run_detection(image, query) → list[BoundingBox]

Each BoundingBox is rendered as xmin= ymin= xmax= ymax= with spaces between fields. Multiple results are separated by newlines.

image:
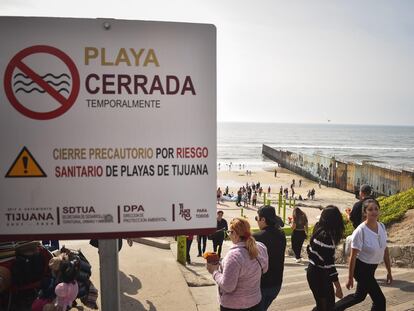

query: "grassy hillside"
xmin=344 ymin=187 xmax=414 ymax=237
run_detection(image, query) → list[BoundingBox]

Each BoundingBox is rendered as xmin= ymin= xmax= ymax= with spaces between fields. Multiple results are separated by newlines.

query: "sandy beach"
xmin=216 ymin=166 xmax=356 ymax=227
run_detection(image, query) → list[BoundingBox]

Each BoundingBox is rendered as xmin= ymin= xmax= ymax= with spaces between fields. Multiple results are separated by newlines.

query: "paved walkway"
xmin=172 ymin=238 xmax=414 ymax=311
xmin=61 ymin=239 xmax=197 ymax=311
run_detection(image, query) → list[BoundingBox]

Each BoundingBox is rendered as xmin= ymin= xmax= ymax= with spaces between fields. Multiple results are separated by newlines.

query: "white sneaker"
xmin=295 ymin=258 xmax=302 ymax=263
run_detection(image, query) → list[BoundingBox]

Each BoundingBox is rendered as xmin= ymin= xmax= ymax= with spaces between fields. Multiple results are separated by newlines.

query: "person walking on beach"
xmin=299 ymin=179 xmax=302 ymax=187
xmin=267 ymin=186 xmax=271 ymax=195
xmin=243 ymin=193 xmax=249 ymax=208
xmin=207 ymin=218 xmax=268 ymax=311
xmin=254 ymin=206 xmax=286 ymax=310
xmin=349 ymin=184 xmax=373 ymax=229
xmin=252 ymin=191 xmax=257 ymax=207
xmin=306 ymin=206 xmax=345 ymax=311
xmin=274 ymin=169 xmax=277 ymax=178
xmin=335 ymin=199 xmax=392 ymax=311
xmin=291 ymin=207 xmax=308 ymax=263
xmin=236 ymin=188 xmax=242 ymax=207
xmin=311 ymin=188 xmax=316 ymax=200
xmin=248 ymin=186 xmax=252 ymax=204
xmin=217 ymin=187 xmax=223 ymax=204
xmin=212 ymin=211 xmax=228 ymax=258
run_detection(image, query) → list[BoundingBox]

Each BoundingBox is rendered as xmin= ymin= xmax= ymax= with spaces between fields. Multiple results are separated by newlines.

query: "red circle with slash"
xmin=4 ymin=45 xmax=80 ymax=120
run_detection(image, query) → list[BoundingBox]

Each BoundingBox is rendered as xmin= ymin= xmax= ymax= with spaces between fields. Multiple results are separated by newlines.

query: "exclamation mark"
xmin=22 ymin=156 xmax=28 ymax=174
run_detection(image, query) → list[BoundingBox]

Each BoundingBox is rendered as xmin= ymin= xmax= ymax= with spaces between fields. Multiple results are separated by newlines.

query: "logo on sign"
xmin=3 ymin=45 xmax=80 ymax=120
xmin=172 ymin=203 xmax=191 ymax=221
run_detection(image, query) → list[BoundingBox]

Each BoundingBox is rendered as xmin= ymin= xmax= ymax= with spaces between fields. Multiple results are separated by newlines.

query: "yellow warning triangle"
xmin=5 ymin=146 xmax=47 ymax=178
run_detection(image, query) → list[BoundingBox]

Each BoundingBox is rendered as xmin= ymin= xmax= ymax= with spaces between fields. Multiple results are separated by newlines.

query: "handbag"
xmin=344 ymin=235 xmax=353 ymax=258
xmin=344 ymin=226 xmax=365 ymax=258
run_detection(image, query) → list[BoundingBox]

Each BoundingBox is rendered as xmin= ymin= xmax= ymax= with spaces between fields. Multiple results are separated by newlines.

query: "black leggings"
xmin=291 ymin=230 xmax=306 ymax=259
xmin=307 ymin=264 xmax=335 ymax=311
xmin=334 ymin=259 xmax=385 ymax=311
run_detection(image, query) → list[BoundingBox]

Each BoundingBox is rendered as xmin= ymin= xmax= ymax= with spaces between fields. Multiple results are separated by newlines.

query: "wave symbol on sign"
xmin=13 ymin=73 xmax=71 ymax=94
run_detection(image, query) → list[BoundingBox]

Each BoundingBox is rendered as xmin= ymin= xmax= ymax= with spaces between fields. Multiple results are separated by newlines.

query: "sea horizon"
xmin=217 ymin=122 xmax=414 ymax=172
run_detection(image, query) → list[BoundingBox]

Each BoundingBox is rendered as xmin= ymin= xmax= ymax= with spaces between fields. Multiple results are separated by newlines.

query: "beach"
xmin=217 ymin=166 xmax=356 ymax=226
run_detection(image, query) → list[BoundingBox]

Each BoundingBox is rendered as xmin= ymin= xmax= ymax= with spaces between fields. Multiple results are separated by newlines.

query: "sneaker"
xmin=295 ymin=258 xmax=302 ymax=263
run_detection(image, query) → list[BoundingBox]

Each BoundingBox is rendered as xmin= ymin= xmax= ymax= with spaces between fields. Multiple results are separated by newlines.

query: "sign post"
xmin=0 ymin=16 xmax=216 ymax=240
xmin=0 ymin=17 xmax=216 ymax=310
xmin=99 ymin=239 xmax=121 ymax=310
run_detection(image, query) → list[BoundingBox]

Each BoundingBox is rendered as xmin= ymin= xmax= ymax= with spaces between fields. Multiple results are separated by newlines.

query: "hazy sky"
xmin=2 ymin=0 xmax=414 ymax=125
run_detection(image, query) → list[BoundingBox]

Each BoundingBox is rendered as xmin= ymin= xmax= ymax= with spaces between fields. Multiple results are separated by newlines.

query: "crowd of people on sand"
xmin=195 ymin=183 xmax=392 ymax=311
xmin=218 ymin=162 xmax=249 ymax=172
xmin=216 ymin=177 xmax=318 ymax=211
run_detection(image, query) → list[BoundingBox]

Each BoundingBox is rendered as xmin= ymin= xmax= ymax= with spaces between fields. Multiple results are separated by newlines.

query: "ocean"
xmin=217 ymin=122 xmax=414 ymax=171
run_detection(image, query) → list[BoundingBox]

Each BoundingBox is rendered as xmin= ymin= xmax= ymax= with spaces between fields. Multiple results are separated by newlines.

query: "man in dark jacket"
xmin=349 ymin=184 xmax=373 ymax=228
xmin=253 ymin=205 xmax=286 ymax=310
xmin=212 ymin=210 xmax=228 ymax=257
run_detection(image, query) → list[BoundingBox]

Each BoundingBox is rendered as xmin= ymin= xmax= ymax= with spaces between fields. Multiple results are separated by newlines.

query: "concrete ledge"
xmin=132 ymin=237 xmax=171 ymax=249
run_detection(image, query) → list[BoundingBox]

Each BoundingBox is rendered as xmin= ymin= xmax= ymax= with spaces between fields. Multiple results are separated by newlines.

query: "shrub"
xmin=378 ymin=188 xmax=414 ymax=225
xmin=343 ymin=187 xmax=414 ymax=237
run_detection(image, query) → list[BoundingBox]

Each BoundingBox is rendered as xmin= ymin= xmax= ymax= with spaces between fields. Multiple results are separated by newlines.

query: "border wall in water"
xmin=262 ymin=144 xmax=414 ymax=196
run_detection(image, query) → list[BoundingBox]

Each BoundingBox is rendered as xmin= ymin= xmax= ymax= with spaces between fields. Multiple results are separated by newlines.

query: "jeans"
xmin=213 ymin=239 xmax=224 ymax=257
xmin=260 ymin=286 xmax=281 ymax=310
xmin=42 ymin=240 xmax=60 ymax=251
xmin=334 ymin=259 xmax=385 ymax=311
xmin=197 ymin=235 xmax=207 ymax=255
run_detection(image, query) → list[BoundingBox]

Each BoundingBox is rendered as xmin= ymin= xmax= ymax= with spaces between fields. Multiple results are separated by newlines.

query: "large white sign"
xmin=0 ymin=17 xmax=216 ymax=240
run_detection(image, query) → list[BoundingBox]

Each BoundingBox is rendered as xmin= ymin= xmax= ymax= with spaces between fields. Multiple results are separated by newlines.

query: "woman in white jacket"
xmin=335 ymin=199 xmax=392 ymax=311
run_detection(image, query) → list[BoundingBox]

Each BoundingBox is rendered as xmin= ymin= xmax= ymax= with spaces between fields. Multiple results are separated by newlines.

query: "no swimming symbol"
xmin=3 ymin=45 xmax=80 ymax=120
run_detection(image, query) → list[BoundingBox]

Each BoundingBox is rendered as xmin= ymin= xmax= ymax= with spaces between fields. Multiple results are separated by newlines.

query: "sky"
xmin=1 ymin=0 xmax=414 ymax=126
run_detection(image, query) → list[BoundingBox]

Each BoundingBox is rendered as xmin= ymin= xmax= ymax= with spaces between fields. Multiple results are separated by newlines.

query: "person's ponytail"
xmin=245 ymin=235 xmax=259 ymax=259
xmin=230 ymin=217 xmax=259 ymax=259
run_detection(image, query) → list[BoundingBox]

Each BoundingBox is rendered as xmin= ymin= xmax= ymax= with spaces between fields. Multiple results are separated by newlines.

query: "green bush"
xmin=378 ymin=188 xmax=414 ymax=225
xmin=343 ymin=187 xmax=414 ymax=237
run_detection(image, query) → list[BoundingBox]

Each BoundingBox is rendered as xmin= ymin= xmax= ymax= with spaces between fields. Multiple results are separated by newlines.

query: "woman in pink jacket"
xmin=207 ymin=217 xmax=268 ymax=311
